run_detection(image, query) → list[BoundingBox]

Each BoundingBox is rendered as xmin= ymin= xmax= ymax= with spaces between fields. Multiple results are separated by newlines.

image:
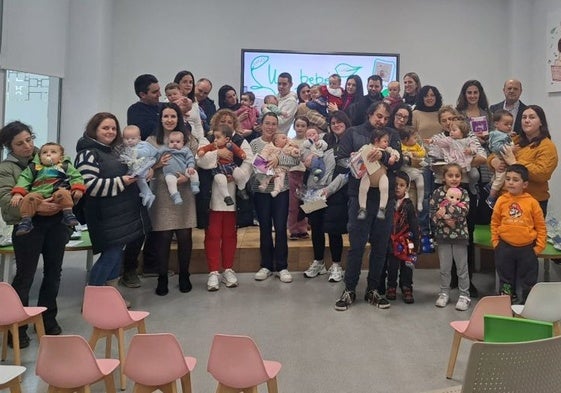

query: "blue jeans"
xmin=344 ymin=190 xmax=394 ymax=292
xmin=88 ymin=245 xmax=124 ymax=285
xmin=418 ymin=166 xmax=435 ymax=236
xmin=253 ymin=190 xmax=289 ymax=271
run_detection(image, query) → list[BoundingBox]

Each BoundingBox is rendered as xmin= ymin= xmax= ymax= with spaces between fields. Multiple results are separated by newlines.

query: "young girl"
xmin=430 ymin=163 xmax=471 ymax=311
xmin=400 ymin=126 xmax=426 ymax=212
xmin=288 ymin=116 xmax=309 ymax=240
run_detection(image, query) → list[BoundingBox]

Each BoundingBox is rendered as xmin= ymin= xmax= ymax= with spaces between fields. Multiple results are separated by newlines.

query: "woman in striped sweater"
xmin=75 ymin=112 xmax=150 ymax=287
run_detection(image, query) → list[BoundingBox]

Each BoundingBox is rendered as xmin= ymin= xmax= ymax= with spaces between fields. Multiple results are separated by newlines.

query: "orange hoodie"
xmin=491 ymin=192 xmax=546 ymax=255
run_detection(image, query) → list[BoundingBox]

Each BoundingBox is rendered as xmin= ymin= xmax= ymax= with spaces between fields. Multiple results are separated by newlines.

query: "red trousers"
xmin=204 ymin=210 xmax=237 ymax=272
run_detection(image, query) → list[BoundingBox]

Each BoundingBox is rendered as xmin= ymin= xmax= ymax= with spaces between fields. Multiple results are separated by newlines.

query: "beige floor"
xmin=7 ymin=249 xmax=560 ymax=393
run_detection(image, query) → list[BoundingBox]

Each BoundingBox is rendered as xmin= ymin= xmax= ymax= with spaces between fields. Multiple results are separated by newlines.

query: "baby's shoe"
xmin=171 ymin=192 xmax=183 ymax=205
xmin=357 ymin=208 xmax=367 ymax=220
xmin=15 ymin=217 xmax=33 ymax=236
xmin=485 ymin=195 xmax=497 ymax=209
xmin=191 ymin=182 xmax=200 ymax=195
xmin=141 ymin=192 xmax=156 ymax=209
xmin=62 ymin=210 xmax=80 ymax=227
xmin=224 ymin=196 xmax=234 ymax=206
xmin=377 ymin=207 xmax=386 ymax=219
xmin=270 ymin=190 xmax=279 ymax=198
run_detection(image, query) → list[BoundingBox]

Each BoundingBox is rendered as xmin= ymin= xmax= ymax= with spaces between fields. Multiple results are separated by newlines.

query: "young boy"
xmin=197 ymin=125 xmax=248 ymax=205
xmin=491 ymin=164 xmax=546 ymax=302
xmin=485 ymin=110 xmax=515 ymax=208
xmin=383 ymin=81 xmax=403 ymax=112
xmin=236 ymin=91 xmax=260 ymax=134
xmin=306 ymin=85 xmax=328 ymax=117
xmin=385 ymin=171 xmax=419 ymax=303
xmin=10 ymin=142 xmax=85 ymax=235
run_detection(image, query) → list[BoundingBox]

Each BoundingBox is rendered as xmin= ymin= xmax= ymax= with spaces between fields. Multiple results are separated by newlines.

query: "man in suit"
xmin=490 ymin=79 xmax=527 ymax=135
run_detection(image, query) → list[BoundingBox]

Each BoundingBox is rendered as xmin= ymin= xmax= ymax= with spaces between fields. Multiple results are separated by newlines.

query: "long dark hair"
xmin=155 ymin=102 xmax=187 ymax=145
xmin=217 ymin=85 xmax=240 ymax=110
xmin=388 ymin=103 xmax=413 ymax=129
xmin=173 ymin=70 xmax=195 ymax=101
xmin=296 ymin=83 xmax=310 ymax=103
xmin=456 ymin=79 xmax=490 ymax=112
xmin=518 ymin=105 xmax=551 ymax=148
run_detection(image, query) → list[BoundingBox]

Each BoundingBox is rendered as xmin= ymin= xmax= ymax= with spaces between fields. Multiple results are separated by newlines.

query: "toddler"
xmin=319 ymin=74 xmax=344 ymax=108
xmin=306 ymin=84 xmax=328 ymax=117
xmin=257 ymin=133 xmax=300 ymax=198
xmin=386 ymin=171 xmax=420 ymax=303
xmin=400 ymin=127 xmax=426 ymax=212
xmin=10 ymin=142 xmax=85 ymax=236
xmin=236 ymin=91 xmax=260 ymax=134
xmin=197 ymin=125 xmax=248 ymax=205
xmin=302 ymin=128 xmax=328 ymax=182
xmin=491 ymin=164 xmax=546 ymax=302
xmin=430 ymin=163 xmax=471 ymax=311
xmin=383 ymin=81 xmax=403 ymax=112
xmin=261 ymin=95 xmax=288 ymax=118
xmin=120 ymin=125 xmax=159 ymax=208
xmin=485 ymin=110 xmax=515 ymax=208
xmin=288 ymin=116 xmax=310 ymax=239
xmin=357 ymin=128 xmax=400 ymax=220
xmin=165 ymin=82 xmax=184 ymax=104
xmin=428 ymin=120 xmax=479 ymax=194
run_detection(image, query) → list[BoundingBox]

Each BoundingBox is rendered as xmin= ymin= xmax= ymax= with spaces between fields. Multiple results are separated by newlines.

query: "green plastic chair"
xmin=484 ymin=314 xmax=554 ymax=343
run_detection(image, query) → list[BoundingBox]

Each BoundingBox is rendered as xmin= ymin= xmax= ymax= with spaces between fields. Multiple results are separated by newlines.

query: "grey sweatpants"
xmin=437 ymin=242 xmax=470 ymax=298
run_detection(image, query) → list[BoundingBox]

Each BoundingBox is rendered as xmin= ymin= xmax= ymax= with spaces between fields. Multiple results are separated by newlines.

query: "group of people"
xmin=0 ymin=69 xmax=557 ymax=345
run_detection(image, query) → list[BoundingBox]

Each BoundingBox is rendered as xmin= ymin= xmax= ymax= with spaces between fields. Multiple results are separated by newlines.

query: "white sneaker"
xmin=455 ymin=295 xmax=471 ymax=311
xmin=435 ymin=293 xmax=449 ymax=308
xmin=328 ymin=263 xmax=343 ymax=282
xmin=207 ymin=271 xmax=220 ymax=291
xmin=221 ymin=269 xmax=238 ymax=288
xmin=304 ymin=260 xmax=327 ymax=278
xmin=254 ymin=267 xmax=272 ymax=281
xmin=277 ymin=269 xmax=293 ymax=283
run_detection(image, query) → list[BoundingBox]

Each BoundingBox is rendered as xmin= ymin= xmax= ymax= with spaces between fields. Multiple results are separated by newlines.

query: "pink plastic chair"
xmin=446 ymin=294 xmax=512 ymax=379
xmin=35 ymin=335 xmax=119 ymax=392
xmin=82 ymin=285 xmax=150 ymax=391
xmin=207 ymin=334 xmax=282 ymax=393
xmin=123 ymin=333 xmax=196 ymax=393
xmin=0 ymin=282 xmax=46 ymax=366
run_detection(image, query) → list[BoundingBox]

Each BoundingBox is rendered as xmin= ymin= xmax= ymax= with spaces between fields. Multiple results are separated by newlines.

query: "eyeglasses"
xmin=395 ymin=114 xmax=409 ymax=120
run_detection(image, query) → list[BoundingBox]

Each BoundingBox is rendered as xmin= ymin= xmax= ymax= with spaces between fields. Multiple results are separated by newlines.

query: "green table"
xmin=473 ymin=224 xmax=561 ymax=281
xmin=0 ymin=231 xmax=93 ymax=282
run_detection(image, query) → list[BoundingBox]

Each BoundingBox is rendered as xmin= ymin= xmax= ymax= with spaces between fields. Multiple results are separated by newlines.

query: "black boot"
xmin=179 ymin=273 xmax=192 ymax=293
xmin=155 ymin=274 xmax=168 ymax=296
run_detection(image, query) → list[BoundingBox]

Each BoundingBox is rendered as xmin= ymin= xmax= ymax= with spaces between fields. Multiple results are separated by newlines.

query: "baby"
xmin=357 ymin=128 xmax=400 ymax=220
xmin=236 ymin=91 xmax=260 ymax=133
xmin=162 ymin=130 xmax=200 ymax=205
xmin=485 ymin=110 xmax=515 ymax=208
xmin=306 ymin=84 xmax=328 ymax=117
xmin=10 ymin=142 xmax=85 ymax=236
xmin=257 ymin=133 xmax=300 ymax=197
xmin=400 ymin=127 xmax=426 ymax=212
xmin=261 ymin=95 xmax=288 ymax=118
xmin=319 ymin=74 xmax=344 ymax=109
xmin=197 ymin=125 xmax=248 ymax=206
xmin=428 ymin=120 xmax=480 ymax=194
xmin=302 ymin=128 xmax=328 ymax=182
xmin=383 ymin=81 xmax=403 ymax=112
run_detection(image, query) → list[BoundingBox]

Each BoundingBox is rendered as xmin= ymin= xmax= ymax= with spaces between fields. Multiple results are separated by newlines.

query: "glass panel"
xmin=3 ymin=70 xmax=61 ymax=156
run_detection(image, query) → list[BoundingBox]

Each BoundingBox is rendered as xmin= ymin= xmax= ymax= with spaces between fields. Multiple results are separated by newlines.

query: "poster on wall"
xmin=241 ymin=50 xmax=399 ymax=101
xmin=546 ymin=8 xmax=561 ymax=92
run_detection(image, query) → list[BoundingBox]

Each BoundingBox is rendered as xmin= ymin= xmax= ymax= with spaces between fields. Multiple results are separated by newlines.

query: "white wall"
xmin=49 ymin=0 xmax=560 ymax=210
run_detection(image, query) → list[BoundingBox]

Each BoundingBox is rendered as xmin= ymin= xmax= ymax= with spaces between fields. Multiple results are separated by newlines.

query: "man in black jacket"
xmin=346 ymin=75 xmax=384 ymax=126
xmin=489 ymin=79 xmax=527 ymax=136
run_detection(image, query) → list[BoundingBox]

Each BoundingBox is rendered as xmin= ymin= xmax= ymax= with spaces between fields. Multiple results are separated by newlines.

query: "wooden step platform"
xmin=158 ymin=226 xmax=442 ymax=274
